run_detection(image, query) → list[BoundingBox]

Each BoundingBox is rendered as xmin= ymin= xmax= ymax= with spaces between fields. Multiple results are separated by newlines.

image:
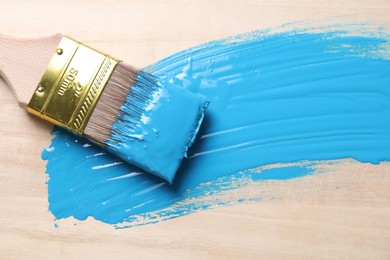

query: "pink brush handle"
xmin=0 ymin=34 xmax=62 ymax=107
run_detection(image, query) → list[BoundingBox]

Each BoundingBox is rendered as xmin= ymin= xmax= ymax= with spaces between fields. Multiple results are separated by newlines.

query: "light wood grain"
xmin=0 ymin=1 xmax=389 ymax=259
xmin=0 ymin=34 xmax=62 ymax=106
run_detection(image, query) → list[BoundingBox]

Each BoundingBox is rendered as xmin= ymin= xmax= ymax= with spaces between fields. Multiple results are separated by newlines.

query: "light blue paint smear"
xmin=42 ymin=23 xmax=390 ymax=227
xmin=251 ymin=166 xmax=314 ymax=181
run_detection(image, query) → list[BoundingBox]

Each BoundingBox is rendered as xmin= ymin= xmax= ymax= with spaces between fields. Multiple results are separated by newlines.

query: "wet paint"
xmin=42 ymin=23 xmax=390 ymax=227
xmin=106 ymin=73 xmax=208 ymax=183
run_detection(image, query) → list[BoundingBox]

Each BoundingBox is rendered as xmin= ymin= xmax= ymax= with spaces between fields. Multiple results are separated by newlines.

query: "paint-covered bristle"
xmin=84 ymin=63 xmax=156 ymax=146
xmin=85 ymin=62 xmax=208 ymax=182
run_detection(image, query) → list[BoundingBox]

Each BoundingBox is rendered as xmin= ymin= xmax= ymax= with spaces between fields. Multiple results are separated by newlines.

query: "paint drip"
xmin=42 ymin=23 xmax=390 ymax=227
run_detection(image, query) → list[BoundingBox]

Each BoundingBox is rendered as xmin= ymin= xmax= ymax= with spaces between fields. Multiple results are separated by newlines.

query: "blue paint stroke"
xmin=251 ymin=166 xmax=314 ymax=181
xmin=42 ymin=23 xmax=390 ymax=227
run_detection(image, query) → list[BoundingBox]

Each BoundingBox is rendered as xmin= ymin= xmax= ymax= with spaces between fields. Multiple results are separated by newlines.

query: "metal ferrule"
xmin=27 ymin=36 xmax=120 ymax=136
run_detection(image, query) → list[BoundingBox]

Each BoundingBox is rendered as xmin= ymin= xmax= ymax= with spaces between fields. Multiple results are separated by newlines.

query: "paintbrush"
xmin=0 ymin=34 xmax=208 ymax=183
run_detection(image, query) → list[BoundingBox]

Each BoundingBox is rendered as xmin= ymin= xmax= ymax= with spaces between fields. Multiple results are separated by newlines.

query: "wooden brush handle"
xmin=0 ymin=34 xmax=62 ymax=107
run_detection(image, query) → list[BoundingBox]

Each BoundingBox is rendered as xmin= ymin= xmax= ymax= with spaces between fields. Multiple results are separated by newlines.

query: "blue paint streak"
xmin=251 ymin=166 xmax=314 ymax=181
xmin=42 ymin=24 xmax=390 ymax=227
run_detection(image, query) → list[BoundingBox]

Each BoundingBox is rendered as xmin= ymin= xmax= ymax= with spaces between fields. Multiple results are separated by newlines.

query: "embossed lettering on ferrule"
xmin=58 ymin=68 xmax=81 ymax=97
xmin=27 ymin=36 xmax=120 ymax=135
xmin=72 ymin=57 xmax=114 ymax=131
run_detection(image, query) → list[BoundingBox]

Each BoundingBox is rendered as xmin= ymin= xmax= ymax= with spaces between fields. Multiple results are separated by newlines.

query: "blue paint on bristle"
xmin=106 ymin=70 xmax=209 ymax=183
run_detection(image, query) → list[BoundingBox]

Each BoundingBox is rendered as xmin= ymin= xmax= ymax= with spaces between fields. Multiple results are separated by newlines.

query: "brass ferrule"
xmin=27 ymin=36 xmax=120 ymax=136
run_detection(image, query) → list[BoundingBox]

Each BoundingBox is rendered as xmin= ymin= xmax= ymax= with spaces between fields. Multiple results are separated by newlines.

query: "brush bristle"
xmin=84 ymin=62 xmax=208 ymax=182
xmin=84 ymin=62 xmax=156 ymax=147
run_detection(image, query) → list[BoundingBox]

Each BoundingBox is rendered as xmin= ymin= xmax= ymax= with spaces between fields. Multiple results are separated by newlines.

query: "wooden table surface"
xmin=1 ymin=1 xmax=389 ymax=259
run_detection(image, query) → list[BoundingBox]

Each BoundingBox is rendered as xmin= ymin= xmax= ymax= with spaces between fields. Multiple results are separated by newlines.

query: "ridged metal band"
xmin=27 ymin=36 xmax=120 ymax=136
